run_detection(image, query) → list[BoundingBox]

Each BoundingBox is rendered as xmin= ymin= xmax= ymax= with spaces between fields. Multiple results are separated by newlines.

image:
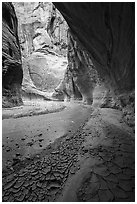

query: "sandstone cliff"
xmin=2 ymin=2 xmax=23 ymax=107
xmin=52 ymin=29 xmax=98 ymax=104
xmin=13 ymin=2 xmax=68 ymax=100
xmin=54 ymin=3 xmax=135 ymax=94
xmin=54 ymin=2 xmax=135 ymax=127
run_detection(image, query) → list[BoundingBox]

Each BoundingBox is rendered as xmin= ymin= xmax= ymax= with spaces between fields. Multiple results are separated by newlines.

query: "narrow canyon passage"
xmin=2 ymin=2 xmax=135 ymax=202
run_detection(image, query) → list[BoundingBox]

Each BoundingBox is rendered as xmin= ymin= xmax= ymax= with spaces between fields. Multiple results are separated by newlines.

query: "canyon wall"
xmin=54 ymin=2 xmax=135 ymax=94
xmin=13 ymin=2 xmax=68 ymax=99
xmin=3 ymin=2 xmax=135 ymax=123
xmin=13 ymin=2 xmax=68 ymax=57
xmin=2 ymin=3 xmax=23 ymax=107
xmin=54 ymin=2 xmax=135 ymax=128
xmin=52 ymin=29 xmax=98 ymax=104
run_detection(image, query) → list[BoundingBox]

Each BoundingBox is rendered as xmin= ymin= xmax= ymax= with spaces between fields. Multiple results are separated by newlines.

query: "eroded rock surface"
xmin=52 ymin=29 xmax=98 ymax=104
xmin=54 ymin=2 xmax=135 ymax=126
xmin=2 ymin=3 xmax=23 ymax=107
xmin=54 ymin=3 xmax=135 ymax=94
xmin=13 ymin=2 xmax=68 ymax=57
xmin=13 ymin=2 xmax=69 ymax=100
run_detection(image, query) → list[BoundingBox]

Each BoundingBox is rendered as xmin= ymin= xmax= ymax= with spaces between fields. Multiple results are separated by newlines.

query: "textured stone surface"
xmin=12 ymin=2 xmax=69 ymax=100
xmin=52 ymin=29 xmax=98 ymax=104
xmin=2 ymin=2 xmax=23 ymax=107
xmin=13 ymin=2 xmax=68 ymax=57
xmin=54 ymin=2 xmax=135 ymax=126
xmin=54 ymin=2 xmax=135 ymax=94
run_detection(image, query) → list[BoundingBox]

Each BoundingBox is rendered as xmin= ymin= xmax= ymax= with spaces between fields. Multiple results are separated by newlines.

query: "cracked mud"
xmin=2 ymin=103 xmax=135 ymax=202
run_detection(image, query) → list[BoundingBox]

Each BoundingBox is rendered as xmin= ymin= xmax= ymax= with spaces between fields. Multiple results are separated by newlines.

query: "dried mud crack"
xmin=2 ymin=108 xmax=135 ymax=202
xmin=2 ymin=110 xmax=90 ymax=202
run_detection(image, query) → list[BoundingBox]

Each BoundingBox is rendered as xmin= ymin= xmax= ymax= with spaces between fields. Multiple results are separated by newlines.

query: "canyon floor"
xmin=2 ymin=86 xmax=135 ymax=202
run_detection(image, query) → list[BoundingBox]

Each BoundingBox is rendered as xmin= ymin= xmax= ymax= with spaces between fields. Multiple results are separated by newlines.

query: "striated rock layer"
xmin=53 ymin=29 xmax=98 ymax=104
xmin=13 ymin=2 xmax=68 ymax=100
xmin=2 ymin=2 xmax=23 ymax=107
xmin=13 ymin=2 xmax=68 ymax=57
xmin=54 ymin=2 xmax=135 ymax=94
xmin=54 ymin=2 xmax=135 ymax=128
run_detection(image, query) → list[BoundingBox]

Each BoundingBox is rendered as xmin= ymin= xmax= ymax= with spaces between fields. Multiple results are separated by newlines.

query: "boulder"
xmin=22 ymin=53 xmax=64 ymax=92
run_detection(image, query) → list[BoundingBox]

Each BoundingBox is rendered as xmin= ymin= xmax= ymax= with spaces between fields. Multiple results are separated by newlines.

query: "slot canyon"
xmin=2 ymin=2 xmax=135 ymax=202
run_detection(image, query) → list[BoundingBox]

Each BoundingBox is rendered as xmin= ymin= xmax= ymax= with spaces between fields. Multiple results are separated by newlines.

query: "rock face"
xmin=2 ymin=2 xmax=23 ymax=108
xmin=54 ymin=3 xmax=135 ymax=94
xmin=47 ymin=4 xmax=68 ymax=56
xmin=53 ymin=29 xmax=98 ymax=104
xmin=54 ymin=2 xmax=135 ymax=127
xmin=13 ymin=2 xmax=68 ymax=100
xmin=13 ymin=2 xmax=68 ymax=57
xmin=13 ymin=2 xmax=52 ymax=57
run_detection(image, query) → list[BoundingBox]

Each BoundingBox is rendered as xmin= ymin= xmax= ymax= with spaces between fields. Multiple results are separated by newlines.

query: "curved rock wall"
xmin=2 ymin=2 xmax=23 ymax=107
xmin=47 ymin=4 xmax=68 ymax=55
xmin=54 ymin=3 xmax=135 ymax=94
xmin=13 ymin=2 xmax=68 ymax=57
xmin=12 ymin=2 xmax=68 ymax=99
xmin=52 ymin=29 xmax=98 ymax=104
